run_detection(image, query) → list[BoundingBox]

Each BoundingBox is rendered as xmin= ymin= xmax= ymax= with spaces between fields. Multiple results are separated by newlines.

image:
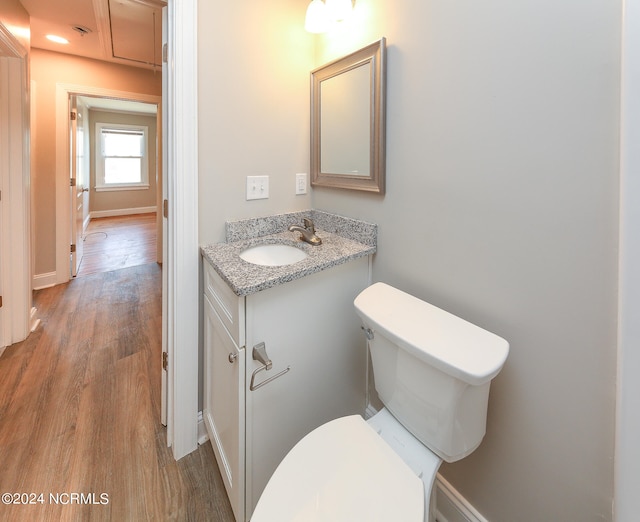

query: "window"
xmin=95 ymin=123 xmax=149 ymax=190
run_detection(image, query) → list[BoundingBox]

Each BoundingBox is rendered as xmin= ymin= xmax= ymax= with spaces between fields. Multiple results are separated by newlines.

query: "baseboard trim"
xmin=33 ymin=271 xmax=58 ymax=290
xmin=364 ymin=404 xmax=378 ymax=419
xmin=435 ymin=474 xmax=488 ymax=522
xmin=197 ymin=411 xmax=209 ymax=445
xmin=89 ymin=206 xmax=157 ymax=219
xmin=30 ymin=307 xmax=40 ymax=333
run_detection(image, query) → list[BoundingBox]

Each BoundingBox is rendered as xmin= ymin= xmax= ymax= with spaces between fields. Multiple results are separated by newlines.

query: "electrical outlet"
xmin=246 ymin=175 xmax=269 ymax=200
xmin=295 ymin=173 xmax=307 ymax=195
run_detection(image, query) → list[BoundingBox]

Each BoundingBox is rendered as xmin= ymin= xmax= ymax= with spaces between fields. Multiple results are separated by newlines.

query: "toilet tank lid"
xmin=354 ymin=283 xmax=509 ymax=385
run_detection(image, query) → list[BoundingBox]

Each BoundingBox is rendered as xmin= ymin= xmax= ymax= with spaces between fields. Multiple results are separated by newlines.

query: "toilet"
xmin=251 ymin=282 xmax=509 ymax=522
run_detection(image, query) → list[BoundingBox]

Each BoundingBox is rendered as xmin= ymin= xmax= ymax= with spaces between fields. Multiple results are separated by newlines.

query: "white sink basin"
xmin=240 ymin=244 xmax=308 ymax=266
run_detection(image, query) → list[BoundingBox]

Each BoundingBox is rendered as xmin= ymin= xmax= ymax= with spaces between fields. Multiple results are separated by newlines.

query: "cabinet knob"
xmin=228 ymin=352 xmax=238 ymax=363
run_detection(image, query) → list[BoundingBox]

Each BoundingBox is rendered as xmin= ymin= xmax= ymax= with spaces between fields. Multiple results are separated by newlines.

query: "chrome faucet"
xmin=288 ymin=218 xmax=322 ymax=246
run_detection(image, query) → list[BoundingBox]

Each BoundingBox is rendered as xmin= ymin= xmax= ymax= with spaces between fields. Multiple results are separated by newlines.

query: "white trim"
xmin=165 ymin=0 xmax=199 ymax=460
xmin=364 ymin=404 xmax=378 ymax=419
xmin=160 ymin=3 xmax=169 ymax=430
xmin=30 ymin=307 xmax=40 ymax=333
xmin=55 ymin=84 xmax=161 ymax=286
xmin=89 ymin=206 xmax=157 ymax=219
xmin=0 ymin=27 xmax=31 ymax=349
xmin=94 ymin=121 xmax=149 ymax=190
xmin=197 ymin=410 xmax=209 ymax=445
xmin=32 ymin=272 xmax=58 ymax=290
xmin=0 ymin=21 xmax=27 ymax=59
xmin=435 ymin=475 xmax=488 ymax=522
xmin=616 ymin=1 xmax=640 ymax=520
xmin=95 ymin=185 xmax=150 ymax=192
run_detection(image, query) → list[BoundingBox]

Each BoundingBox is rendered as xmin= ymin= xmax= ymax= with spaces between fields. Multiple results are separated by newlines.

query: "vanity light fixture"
xmin=305 ymin=0 xmax=330 ymax=33
xmin=325 ymin=0 xmax=353 ymax=21
xmin=305 ymin=0 xmax=354 ymax=34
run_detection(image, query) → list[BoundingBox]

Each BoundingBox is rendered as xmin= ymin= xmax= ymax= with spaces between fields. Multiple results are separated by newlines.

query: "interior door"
xmin=69 ymin=95 xmax=88 ymax=277
xmin=77 ymin=98 xmax=90 ymax=240
xmin=160 ymin=5 xmax=168 ymax=427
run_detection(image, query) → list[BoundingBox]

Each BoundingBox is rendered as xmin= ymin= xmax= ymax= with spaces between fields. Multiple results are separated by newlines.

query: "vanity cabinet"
xmin=203 ymin=255 xmax=370 ymax=522
xmin=202 ymin=294 xmax=245 ymax=518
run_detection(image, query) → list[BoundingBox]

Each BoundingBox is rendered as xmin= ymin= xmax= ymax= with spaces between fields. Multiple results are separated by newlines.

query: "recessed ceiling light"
xmin=46 ymin=34 xmax=69 ymax=44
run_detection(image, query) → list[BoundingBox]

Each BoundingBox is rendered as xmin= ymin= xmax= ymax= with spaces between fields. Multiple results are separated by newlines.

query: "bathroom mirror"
xmin=311 ymin=38 xmax=386 ymax=193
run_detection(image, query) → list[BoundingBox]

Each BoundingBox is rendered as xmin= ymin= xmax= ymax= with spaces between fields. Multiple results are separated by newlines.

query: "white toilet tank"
xmin=354 ymin=283 xmax=509 ymax=463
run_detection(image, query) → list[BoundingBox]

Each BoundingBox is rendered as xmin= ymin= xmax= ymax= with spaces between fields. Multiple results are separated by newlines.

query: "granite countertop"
xmin=201 ymin=210 xmax=377 ymax=296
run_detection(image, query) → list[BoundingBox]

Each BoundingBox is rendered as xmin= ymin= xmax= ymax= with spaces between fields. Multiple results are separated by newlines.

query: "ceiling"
xmin=20 ymin=0 xmax=166 ymax=70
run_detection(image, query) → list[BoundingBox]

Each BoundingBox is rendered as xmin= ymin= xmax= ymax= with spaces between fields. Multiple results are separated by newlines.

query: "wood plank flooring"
xmin=78 ymin=214 xmax=157 ymax=277
xmin=0 ymin=263 xmax=235 ymax=522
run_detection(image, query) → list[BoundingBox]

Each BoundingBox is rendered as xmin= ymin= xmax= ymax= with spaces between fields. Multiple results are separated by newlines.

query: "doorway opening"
xmin=69 ymin=94 xmax=161 ymax=278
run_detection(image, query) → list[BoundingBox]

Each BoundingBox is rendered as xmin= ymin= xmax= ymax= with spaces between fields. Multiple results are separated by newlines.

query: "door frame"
xmin=50 ymin=0 xmax=199 ymax=461
xmin=616 ymin=0 xmax=640 ymax=518
xmin=0 ymin=22 xmax=32 ymax=350
xmin=164 ymin=0 xmax=199 ymax=459
xmin=54 ymin=85 xmax=162 ymax=285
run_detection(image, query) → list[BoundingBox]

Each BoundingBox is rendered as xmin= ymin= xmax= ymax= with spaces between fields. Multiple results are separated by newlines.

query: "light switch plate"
xmin=295 ymin=173 xmax=307 ymax=195
xmin=247 ymin=175 xmax=269 ymax=200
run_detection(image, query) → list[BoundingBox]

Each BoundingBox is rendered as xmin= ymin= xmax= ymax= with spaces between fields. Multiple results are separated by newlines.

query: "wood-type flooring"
xmin=0 ymin=263 xmax=235 ymax=521
xmin=77 ymin=214 xmax=157 ymax=277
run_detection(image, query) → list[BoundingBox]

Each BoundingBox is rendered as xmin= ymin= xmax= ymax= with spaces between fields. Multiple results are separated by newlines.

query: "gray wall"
xmin=198 ymin=1 xmax=620 ymax=519
xmin=197 ymin=0 xmax=313 ymax=245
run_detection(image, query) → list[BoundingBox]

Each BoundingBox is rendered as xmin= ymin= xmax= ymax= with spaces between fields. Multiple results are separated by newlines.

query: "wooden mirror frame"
xmin=310 ymin=38 xmax=386 ymax=193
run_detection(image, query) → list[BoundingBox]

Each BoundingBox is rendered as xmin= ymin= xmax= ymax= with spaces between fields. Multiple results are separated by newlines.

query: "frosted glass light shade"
xmin=305 ymin=0 xmax=329 ymax=33
xmin=325 ymin=0 xmax=352 ymax=21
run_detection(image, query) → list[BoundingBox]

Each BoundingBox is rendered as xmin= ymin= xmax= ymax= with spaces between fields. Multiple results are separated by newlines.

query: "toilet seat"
xmin=251 ymin=415 xmax=424 ymax=522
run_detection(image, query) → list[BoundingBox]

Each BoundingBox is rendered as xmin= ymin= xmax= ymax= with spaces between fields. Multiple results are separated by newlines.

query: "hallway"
xmin=0 ymin=263 xmax=234 ymax=521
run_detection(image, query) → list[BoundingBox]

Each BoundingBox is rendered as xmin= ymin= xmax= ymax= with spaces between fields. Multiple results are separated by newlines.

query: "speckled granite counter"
xmin=201 ymin=210 xmax=377 ymax=296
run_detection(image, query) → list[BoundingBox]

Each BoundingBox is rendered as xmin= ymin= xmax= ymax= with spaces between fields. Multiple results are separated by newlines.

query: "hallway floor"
xmin=77 ymin=214 xmax=157 ymax=277
xmin=0 ymin=263 xmax=235 ymax=521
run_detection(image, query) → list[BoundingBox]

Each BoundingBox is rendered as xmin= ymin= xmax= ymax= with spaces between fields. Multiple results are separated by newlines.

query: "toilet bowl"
xmin=252 ymin=283 xmax=509 ymax=522
xmin=251 ymin=413 xmax=429 ymax=522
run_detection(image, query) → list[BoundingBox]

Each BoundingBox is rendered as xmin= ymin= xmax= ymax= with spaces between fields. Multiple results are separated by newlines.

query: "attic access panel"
xmin=109 ymin=0 xmax=163 ymax=68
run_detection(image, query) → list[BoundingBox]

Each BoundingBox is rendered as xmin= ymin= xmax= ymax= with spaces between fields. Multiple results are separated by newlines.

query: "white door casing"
xmin=54 ymin=85 xmax=161 ymax=286
xmin=161 ymin=5 xmax=168 ymax=428
xmin=164 ymin=0 xmax=199 ymax=460
xmin=616 ymin=1 xmax=640 ymax=519
xmin=52 ymin=0 xmax=199 ymax=460
xmin=0 ymin=23 xmax=32 ymax=350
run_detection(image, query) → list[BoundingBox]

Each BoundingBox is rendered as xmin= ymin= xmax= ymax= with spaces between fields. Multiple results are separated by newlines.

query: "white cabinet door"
xmin=203 ymin=294 xmax=245 ymax=522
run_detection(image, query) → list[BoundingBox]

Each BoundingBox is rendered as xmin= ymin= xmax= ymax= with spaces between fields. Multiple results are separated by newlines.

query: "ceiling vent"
xmin=71 ymin=25 xmax=92 ymax=37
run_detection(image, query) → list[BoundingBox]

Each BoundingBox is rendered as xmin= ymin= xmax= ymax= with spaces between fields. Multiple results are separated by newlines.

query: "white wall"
xmin=197 ymin=1 xmax=621 ymax=519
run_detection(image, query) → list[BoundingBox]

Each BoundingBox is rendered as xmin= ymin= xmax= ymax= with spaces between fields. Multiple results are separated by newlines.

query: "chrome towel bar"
xmin=250 ymin=342 xmax=291 ymax=391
